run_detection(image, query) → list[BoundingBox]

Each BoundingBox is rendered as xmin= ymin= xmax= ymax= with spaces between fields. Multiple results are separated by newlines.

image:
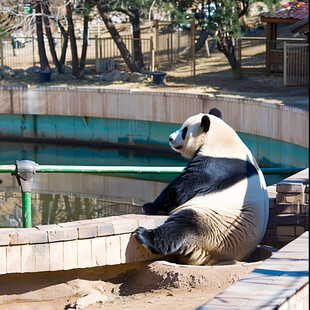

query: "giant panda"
xmin=133 ymin=109 xmax=269 ymax=265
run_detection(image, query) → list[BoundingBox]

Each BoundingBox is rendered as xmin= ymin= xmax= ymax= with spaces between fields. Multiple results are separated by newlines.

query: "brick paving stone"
xmin=276 ymin=214 xmax=306 ymax=226
xmin=35 ymin=244 xmax=49 ymax=272
xmin=6 ymin=245 xmax=21 ymax=273
xmin=120 ymin=214 xmax=156 ymax=229
xmin=152 ymin=216 xmax=168 ymax=227
xmin=96 ymin=222 xmax=114 ymax=237
xmin=50 ymin=242 xmax=64 ymax=271
xmin=77 ymin=239 xmax=92 ymax=268
xmin=105 ymin=235 xmax=121 ymax=265
xmin=119 ymin=233 xmax=135 ymax=263
xmin=275 ymin=203 xmax=300 ymax=214
xmin=21 ymin=244 xmax=36 ymax=273
xmin=77 ymin=224 xmax=97 ymax=239
xmin=29 ymin=229 xmax=48 ymax=244
xmin=0 ymin=230 xmax=11 ymax=246
xmin=64 ymin=240 xmax=78 ymax=270
xmin=276 ymin=182 xmax=305 ymax=193
xmin=10 ymin=228 xmax=37 ymax=245
xmin=0 ymin=247 xmax=6 ymax=274
xmin=91 ymin=237 xmax=106 ymax=267
xmin=107 ymin=218 xmax=139 ymax=234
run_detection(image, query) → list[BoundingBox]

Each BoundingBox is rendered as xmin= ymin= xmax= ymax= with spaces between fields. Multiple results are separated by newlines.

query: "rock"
xmin=71 ymin=289 xmax=108 ymax=309
xmin=106 ymin=70 xmax=122 ymax=81
xmin=1 ymin=66 xmax=15 ymax=78
xmin=14 ymin=69 xmax=27 ymax=76
xmin=130 ymin=72 xmax=147 ymax=82
xmin=63 ymin=66 xmax=73 ymax=74
xmin=83 ymin=67 xmax=92 ymax=74
xmin=98 ymin=73 xmax=107 ymax=81
xmin=26 ymin=66 xmax=41 ymax=74
xmin=122 ymin=72 xmax=130 ymax=81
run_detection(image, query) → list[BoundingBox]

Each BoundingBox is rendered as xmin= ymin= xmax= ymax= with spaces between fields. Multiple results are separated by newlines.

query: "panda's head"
xmin=169 ymin=108 xmax=247 ymax=159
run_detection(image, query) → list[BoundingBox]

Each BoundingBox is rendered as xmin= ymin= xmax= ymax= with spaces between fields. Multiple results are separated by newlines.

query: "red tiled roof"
xmin=261 ymin=2 xmax=309 ymax=20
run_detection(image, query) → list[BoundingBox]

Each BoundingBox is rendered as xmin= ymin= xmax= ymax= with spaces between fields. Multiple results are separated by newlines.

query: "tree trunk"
xmin=66 ymin=0 xmax=81 ymax=79
xmin=42 ymin=1 xmax=62 ymax=73
xmin=35 ymin=0 xmax=50 ymax=72
xmin=59 ymin=32 xmax=69 ymax=68
xmin=195 ymin=29 xmax=209 ymax=52
xmin=79 ymin=2 xmax=90 ymax=73
xmin=97 ymin=1 xmax=140 ymax=73
xmin=217 ymin=28 xmax=243 ymax=80
xmin=48 ymin=13 xmax=69 ymax=68
xmin=130 ymin=8 xmax=144 ymax=69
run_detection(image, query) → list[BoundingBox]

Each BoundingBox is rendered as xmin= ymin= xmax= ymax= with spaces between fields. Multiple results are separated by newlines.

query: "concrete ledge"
xmin=197 ymin=231 xmax=309 ymax=310
xmin=0 ymin=214 xmax=167 ymax=274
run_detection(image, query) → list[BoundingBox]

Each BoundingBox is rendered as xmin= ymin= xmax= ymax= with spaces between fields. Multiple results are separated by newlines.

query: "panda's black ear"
xmin=209 ymin=108 xmax=223 ymax=119
xmin=201 ymin=115 xmax=210 ymax=132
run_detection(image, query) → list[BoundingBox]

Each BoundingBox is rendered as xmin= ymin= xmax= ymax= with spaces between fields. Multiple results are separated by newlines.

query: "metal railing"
xmin=0 ymin=160 xmax=305 ymax=228
xmin=283 ymin=42 xmax=309 ymax=86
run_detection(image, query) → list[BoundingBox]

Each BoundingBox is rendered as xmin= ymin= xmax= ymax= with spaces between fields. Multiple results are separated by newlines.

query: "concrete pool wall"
xmin=0 ymin=85 xmax=308 ymax=148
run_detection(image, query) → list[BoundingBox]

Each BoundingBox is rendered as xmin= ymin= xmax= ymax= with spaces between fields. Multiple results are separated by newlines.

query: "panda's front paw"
xmin=143 ymin=202 xmax=167 ymax=215
xmin=142 ymin=202 xmax=158 ymax=214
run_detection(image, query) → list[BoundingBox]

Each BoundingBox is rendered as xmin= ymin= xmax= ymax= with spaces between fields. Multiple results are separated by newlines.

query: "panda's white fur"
xmin=133 ymin=110 xmax=269 ymax=265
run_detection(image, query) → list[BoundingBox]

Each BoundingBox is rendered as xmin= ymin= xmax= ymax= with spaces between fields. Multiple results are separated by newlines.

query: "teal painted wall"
xmin=0 ymin=114 xmax=308 ymax=169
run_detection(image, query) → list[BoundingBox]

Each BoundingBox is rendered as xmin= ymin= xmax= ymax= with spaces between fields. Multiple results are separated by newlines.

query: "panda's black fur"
xmin=133 ymin=108 xmax=268 ymax=265
xmin=143 ymin=156 xmax=258 ymax=215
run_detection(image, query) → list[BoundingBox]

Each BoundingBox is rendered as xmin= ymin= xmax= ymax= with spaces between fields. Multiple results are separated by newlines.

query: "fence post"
xmin=150 ymin=36 xmax=155 ymax=72
xmin=283 ymin=41 xmax=287 ymax=86
xmin=0 ymin=38 xmax=4 ymax=69
xmin=95 ymin=35 xmax=99 ymax=73
xmin=190 ymin=20 xmax=196 ymax=77
xmin=13 ymin=160 xmax=36 ymax=228
xmin=170 ymin=32 xmax=173 ymax=66
xmin=32 ymin=35 xmax=35 ymax=67
xmin=237 ymin=38 xmax=241 ymax=65
xmin=155 ymin=20 xmax=159 ymax=70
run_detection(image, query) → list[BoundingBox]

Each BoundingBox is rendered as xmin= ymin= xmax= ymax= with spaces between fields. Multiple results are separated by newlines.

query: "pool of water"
xmin=0 ymin=140 xmax=308 ymax=228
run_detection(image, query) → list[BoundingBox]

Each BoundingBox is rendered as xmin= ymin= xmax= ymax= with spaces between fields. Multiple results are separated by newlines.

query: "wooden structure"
xmin=291 ymin=17 xmax=309 ymax=40
xmin=260 ymin=2 xmax=309 ymax=73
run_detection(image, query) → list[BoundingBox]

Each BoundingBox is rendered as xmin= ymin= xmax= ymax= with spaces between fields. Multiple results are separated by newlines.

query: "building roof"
xmin=290 ymin=17 xmax=309 ymax=34
xmin=261 ymin=2 xmax=309 ymax=23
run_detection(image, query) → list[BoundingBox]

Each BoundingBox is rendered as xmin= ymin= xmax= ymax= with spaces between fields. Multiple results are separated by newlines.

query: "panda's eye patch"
xmin=181 ymin=127 xmax=188 ymax=140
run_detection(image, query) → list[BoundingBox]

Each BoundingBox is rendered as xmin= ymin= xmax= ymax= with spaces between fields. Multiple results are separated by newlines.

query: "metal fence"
xmin=0 ymin=27 xmax=309 ymax=86
xmin=283 ymin=42 xmax=309 ymax=86
xmin=239 ymin=37 xmax=308 ymax=74
xmin=0 ymin=23 xmax=191 ymax=73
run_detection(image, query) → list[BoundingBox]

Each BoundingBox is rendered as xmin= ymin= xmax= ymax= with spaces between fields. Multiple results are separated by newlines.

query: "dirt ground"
xmin=0 ymin=257 xmax=265 ymax=310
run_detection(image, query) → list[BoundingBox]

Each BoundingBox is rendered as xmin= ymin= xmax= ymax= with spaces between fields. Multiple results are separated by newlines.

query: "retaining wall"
xmin=0 ymin=85 xmax=308 ymax=148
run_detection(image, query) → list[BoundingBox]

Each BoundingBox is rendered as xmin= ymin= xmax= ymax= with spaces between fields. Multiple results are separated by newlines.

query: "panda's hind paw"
xmin=132 ymin=227 xmax=158 ymax=253
xmin=132 ymin=227 xmax=148 ymax=244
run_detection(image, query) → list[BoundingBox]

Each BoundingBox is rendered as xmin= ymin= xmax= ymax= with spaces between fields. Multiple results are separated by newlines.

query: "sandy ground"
xmin=0 ymin=259 xmax=263 ymax=310
xmin=0 ymin=247 xmax=273 ymax=310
